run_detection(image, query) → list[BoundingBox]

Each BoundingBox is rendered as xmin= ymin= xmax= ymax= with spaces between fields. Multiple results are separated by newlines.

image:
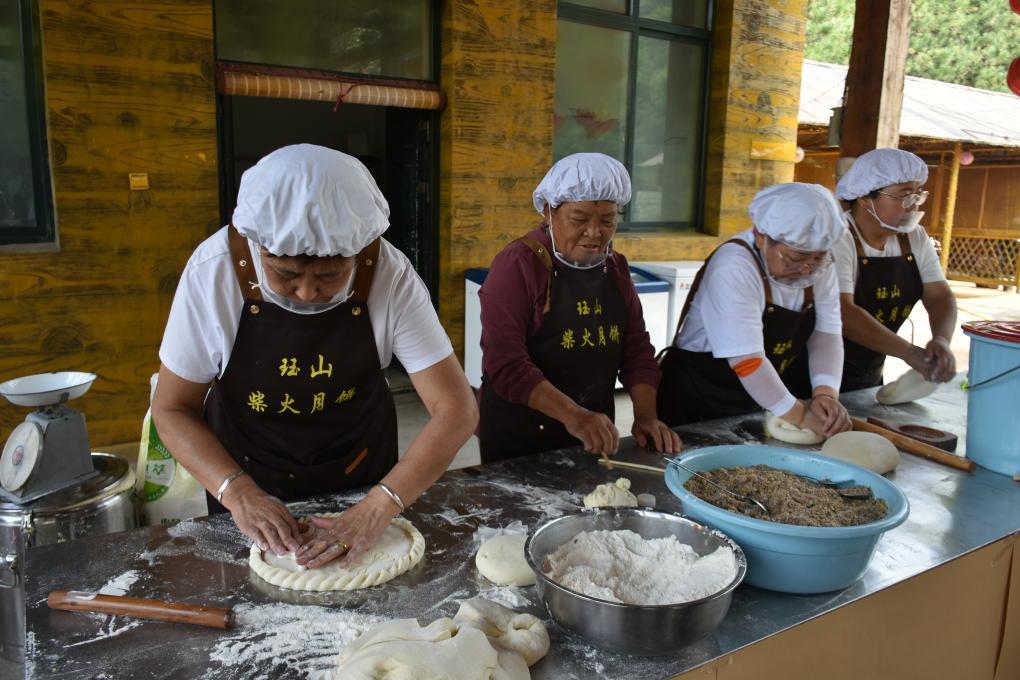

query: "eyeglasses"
xmin=770 ymin=240 xmax=834 ymax=275
xmin=877 ymin=189 xmax=929 ymax=209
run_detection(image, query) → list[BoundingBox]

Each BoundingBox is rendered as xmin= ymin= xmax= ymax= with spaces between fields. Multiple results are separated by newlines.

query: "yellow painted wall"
xmin=0 ymin=1 xmax=218 ymax=447
xmin=437 ymin=0 xmax=809 ymax=356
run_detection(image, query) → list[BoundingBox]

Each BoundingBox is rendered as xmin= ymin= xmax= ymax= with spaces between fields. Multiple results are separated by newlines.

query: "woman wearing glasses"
xmin=834 ymin=148 xmax=957 ymax=391
xmin=657 ymin=183 xmax=851 ymax=439
xmin=477 ymin=153 xmax=681 ymax=463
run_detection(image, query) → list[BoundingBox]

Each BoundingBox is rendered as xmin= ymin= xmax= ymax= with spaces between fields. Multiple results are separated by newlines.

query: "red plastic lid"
xmin=962 ymin=321 xmax=1020 ymax=344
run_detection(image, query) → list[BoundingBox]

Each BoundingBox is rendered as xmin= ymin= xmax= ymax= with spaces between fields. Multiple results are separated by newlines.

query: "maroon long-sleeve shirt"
xmin=479 ymin=225 xmax=661 ymax=405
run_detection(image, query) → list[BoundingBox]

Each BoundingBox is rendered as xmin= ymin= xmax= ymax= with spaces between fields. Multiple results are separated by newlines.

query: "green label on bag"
xmin=142 ymin=424 xmax=175 ymax=502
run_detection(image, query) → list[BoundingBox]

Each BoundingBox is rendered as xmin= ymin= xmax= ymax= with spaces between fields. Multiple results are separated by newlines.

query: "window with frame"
xmin=0 ymin=0 xmax=54 ymax=245
xmin=554 ymin=1 xmax=711 ymax=231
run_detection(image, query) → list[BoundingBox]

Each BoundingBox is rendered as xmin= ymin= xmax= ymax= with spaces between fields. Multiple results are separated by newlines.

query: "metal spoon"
xmin=662 ymin=455 xmax=770 ymax=516
xmin=794 ymin=474 xmax=874 ymax=500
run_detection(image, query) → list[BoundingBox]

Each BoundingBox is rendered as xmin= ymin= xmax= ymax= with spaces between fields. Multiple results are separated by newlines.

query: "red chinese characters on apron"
xmin=203 ymin=227 xmax=397 ymax=510
xmin=657 ymin=239 xmax=816 ymax=426
xmin=841 ymin=229 xmax=923 ymax=391
xmin=479 ymin=240 xmax=626 ymax=463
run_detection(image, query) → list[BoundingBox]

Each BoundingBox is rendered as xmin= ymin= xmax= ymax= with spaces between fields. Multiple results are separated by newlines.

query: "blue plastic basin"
xmin=664 ymin=445 xmax=910 ymax=594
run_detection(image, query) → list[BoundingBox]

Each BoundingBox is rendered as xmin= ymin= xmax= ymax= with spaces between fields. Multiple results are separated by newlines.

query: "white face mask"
xmin=250 ymin=241 xmax=356 ymax=315
xmin=545 ymin=209 xmax=613 ymax=271
xmin=756 ymin=240 xmax=826 ymax=290
xmin=868 ymin=200 xmax=924 ymax=234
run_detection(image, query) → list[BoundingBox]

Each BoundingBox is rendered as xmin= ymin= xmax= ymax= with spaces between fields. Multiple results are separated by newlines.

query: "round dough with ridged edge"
xmin=249 ymin=514 xmax=424 ymax=591
xmin=764 ymin=412 xmax=825 ymax=445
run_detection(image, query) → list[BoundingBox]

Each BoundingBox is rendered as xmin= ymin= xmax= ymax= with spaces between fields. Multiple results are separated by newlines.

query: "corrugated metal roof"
xmin=799 ymin=60 xmax=1020 ymax=148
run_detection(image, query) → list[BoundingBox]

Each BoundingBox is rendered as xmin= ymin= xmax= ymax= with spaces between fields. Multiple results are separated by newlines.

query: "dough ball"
xmin=821 ymin=431 xmax=901 ymax=474
xmin=453 ymin=598 xmax=550 ymax=667
xmin=583 ymin=478 xmax=638 ymax=508
xmin=876 ymin=369 xmax=939 ymax=405
xmin=336 ymin=616 xmax=528 ymax=680
xmin=475 ymin=534 xmax=536 ymax=587
xmin=764 ymin=412 xmax=825 ymax=445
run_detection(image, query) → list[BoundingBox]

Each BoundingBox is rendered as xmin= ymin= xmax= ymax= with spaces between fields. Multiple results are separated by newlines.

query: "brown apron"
xmin=657 ymin=239 xmax=816 ymax=426
xmin=841 ymin=228 xmax=924 ymax=391
xmin=203 ymin=226 xmax=398 ymax=511
xmin=479 ymin=237 xmax=627 ymax=463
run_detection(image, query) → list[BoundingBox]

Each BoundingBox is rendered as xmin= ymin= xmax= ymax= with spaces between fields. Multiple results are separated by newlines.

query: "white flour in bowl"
xmin=545 ymin=529 xmax=736 ymax=605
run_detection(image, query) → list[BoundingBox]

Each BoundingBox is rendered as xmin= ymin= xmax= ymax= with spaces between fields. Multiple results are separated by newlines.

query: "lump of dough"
xmin=475 ymin=534 xmax=536 ymax=587
xmin=453 ymin=598 xmax=550 ymax=667
xmin=583 ymin=478 xmax=638 ymax=508
xmin=821 ymin=431 xmax=901 ymax=474
xmin=335 ymin=617 xmax=528 ymax=680
xmin=764 ymin=412 xmax=825 ymax=445
xmin=876 ymin=369 xmax=938 ymax=405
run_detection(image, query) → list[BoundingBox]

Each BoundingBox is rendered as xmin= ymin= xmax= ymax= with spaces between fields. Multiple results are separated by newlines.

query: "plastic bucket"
xmin=962 ymin=321 xmax=1020 ymax=476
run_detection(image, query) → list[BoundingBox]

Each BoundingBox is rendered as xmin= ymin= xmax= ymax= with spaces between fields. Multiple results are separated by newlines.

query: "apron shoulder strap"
xmin=227 ymin=224 xmax=263 ymax=301
xmin=670 ymin=238 xmax=772 ymax=346
xmin=849 ymin=223 xmax=867 ymax=258
xmin=896 ymin=232 xmax=913 ymax=255
xmin=512 ymin=236 xmax=554 ymax=314
xmin=350 ymin=238 xmax=382 ymax=303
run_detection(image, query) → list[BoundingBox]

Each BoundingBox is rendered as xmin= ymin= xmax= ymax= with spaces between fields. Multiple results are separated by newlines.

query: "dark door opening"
xmin=217 ymin=96 xmax=437 ymax=301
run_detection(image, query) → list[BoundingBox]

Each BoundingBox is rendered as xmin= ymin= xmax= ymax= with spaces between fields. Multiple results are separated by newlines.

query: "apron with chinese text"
xmin=203 ymin=226 xmax=397 ymax=510
xmin=841 ymin=227 xmax=924 ymax=391
xmin=657 ymin=239 xmax=815 ymax=426
xmin=479 ymin=239 xmax=627 ymax=463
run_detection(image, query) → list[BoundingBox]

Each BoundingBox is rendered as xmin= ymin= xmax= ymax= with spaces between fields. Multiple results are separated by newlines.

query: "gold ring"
xmin=340 ymin=541 xmax=351 ymax=553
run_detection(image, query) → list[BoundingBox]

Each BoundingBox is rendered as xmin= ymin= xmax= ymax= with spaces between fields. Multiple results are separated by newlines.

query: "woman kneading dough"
xmin=657 ymin=183 xmax=851 ymax=439
xmin=152 ymin=144 xmax=477 ymax=569
xmin=477 ymin=153 xmax=680 ymax=462
xmin=834 ymin=148 xmax=957 ymax=390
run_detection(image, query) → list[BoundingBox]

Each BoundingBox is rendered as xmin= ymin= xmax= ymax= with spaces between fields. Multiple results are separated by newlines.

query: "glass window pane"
xmin=0 ymin=1 xmax=39 ymax=229
xmin=640 ymin=0 xmax=708 ymax=28
xmin=215 ymin=1 xmax=432 ymax=80
xmin=563 ymin=0 xmax=629 ymax=14
xmin=553 ymin=21 xmax=630 ymax=164
xmin=632 ymin=37 xmax=705 ymax=223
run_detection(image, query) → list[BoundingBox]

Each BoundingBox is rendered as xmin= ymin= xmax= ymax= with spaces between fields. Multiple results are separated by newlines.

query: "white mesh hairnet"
xmin=748 ymin=182 xmax=846 ymax=252
xmin=232 ymin=144 xmax=389 ymax=257
xmin=835 ymin=148 xmax=929 ymax=201
xmin=532 ymin=153 xmax=631 ymax=214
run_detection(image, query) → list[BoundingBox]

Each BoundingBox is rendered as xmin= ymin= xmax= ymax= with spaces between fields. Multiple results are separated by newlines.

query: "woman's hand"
xmin=563 ymin=408 xmax=619 ymax=456
xmin=903 ymin=344 xmax=937 ymax=381
xmin=296 ymin=487 xmax=400 ymax=569
xmin=222 ymin=475 xmax=300 ymax=556
xmin=632 ymin=417 xmax=682 ymax=454
xmin=925 ymin=336 xmax=956 ymax=382
xmin=807 ymin=394 xmax=851 ymax=437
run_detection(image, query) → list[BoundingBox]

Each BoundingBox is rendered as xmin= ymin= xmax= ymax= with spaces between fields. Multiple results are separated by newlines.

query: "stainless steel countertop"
xmin=24 ymin=378 xmax=1020 ymax=679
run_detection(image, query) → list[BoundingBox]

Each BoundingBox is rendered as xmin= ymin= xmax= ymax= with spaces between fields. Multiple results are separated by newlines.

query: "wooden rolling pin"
xmin=850 ymin=417 xmax=975 ymax=472
xmin=48 ymin=590 xmax=234 ymax=629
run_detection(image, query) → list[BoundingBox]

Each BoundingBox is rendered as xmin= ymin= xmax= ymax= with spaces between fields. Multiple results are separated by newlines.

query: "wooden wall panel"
xmin=0 ymin=0 xmax=218 ymax=447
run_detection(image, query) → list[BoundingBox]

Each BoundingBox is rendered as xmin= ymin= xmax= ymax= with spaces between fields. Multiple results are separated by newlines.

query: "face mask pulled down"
xmin=868 ymin=199 xmax=924 ymax=234
xmin=250 ymin=240 xmax=356 ymax=315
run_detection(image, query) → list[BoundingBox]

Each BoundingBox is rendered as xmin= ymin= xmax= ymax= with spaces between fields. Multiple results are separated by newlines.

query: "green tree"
xmin=805 ymin=0 xmax=1019 ymax=93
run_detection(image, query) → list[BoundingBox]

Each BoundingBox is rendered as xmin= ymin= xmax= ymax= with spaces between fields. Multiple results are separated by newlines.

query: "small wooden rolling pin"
xmin=48 ymin=590 xmax=234 ymax=629
xmin=850 ymin=417 xmax=975 ymax=472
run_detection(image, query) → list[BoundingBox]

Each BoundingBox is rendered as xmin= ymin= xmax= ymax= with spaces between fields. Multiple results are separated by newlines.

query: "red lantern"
xmin=1009 ymin=57 xmax=1020 ymax=97
xmin=1012 ymin=0 xmax=1020 ymax=15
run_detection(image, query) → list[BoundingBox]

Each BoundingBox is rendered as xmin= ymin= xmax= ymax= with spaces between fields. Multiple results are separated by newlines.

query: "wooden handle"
xmin=598 ymin=458 xmax=666 ymax=474
xmin=47 ymin=590 xmax=234 ymax=629
xmin=850 ymin=417 xmax=975 ymax=472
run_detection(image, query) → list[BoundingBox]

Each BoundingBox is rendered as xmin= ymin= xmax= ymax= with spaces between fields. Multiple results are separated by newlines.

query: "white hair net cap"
xmin=532 ymin=153 xmax=631 ymax=214
xmin=232 ymin=144 xmax=389 ymax=257
xmin=748 ymin=182 xmax=846 ymax=252
xmin=835 ymin=148 xmax=929 ymax=201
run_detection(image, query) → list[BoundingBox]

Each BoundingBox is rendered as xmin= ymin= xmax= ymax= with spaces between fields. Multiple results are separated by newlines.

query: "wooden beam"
xmin=840 ymin=0 xmax=912 ymax=156
xmin=939 ymin=142 xmax=963 ymax=273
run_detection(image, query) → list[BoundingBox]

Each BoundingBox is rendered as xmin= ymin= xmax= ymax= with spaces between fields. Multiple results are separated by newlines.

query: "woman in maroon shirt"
xmin=477 ymin=153 xmax=681 ymax=463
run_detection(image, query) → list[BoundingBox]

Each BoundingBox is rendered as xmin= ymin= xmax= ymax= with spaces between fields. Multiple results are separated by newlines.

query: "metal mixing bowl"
xmin=525 ymin=508 xmax=746 ymax=655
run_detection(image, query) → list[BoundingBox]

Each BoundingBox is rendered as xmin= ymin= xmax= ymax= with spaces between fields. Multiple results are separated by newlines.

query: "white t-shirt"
xmin=833 ymin=214 xmax=946 ymax=295
xmin=675 ymin=229 xmax=842 ymax=358
xmin=159 ymin=226 xmax=453 ymax=384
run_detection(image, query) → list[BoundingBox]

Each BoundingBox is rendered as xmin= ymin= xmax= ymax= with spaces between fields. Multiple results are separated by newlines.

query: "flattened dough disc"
xmin=876 ymin=369 xmax=938 ymax=405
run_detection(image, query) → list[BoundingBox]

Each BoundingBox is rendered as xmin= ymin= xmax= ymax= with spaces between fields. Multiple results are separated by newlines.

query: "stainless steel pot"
xmin=0 ymin=452 xmax=138 ymax=664
xmin=525 ymin=507 xmax=746 ymax=655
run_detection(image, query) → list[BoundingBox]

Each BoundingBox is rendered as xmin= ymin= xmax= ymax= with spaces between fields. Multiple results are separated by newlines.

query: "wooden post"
xmin=940 ymin=142 xmax=963 ymax=274
xmin=839 ymin=0 xmax=911 ymax=159
xmin=930 ymin=151 xmax=945 ymax=237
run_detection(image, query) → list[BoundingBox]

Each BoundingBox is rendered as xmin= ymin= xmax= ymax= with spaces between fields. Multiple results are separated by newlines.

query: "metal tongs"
xmin=662 ymin=455 xmax=771 ymax=516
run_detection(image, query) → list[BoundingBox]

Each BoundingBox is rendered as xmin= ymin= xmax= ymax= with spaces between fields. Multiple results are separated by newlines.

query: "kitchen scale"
xmin=0 ymin=371 xmax=99 ymax=504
